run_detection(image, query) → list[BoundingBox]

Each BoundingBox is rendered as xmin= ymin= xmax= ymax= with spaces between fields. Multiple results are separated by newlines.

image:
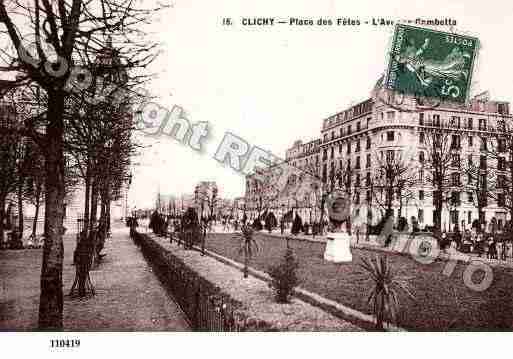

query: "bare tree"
xmin=0 ymin=101 xmax=21 ymax=243
xmin=422 ymin=129 xmax=455 ymax=233
xmin=0 ymin=0 xmax=166 ymax=329
xmin=465 ymin=119 xmax=513 ymax=229
xmin=371 ymin=149 xmax=417 ymax=222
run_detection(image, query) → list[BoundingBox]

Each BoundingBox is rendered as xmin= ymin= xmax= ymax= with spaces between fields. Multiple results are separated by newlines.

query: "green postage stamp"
xmin=385 ymin=24 xmax=479 ymax=103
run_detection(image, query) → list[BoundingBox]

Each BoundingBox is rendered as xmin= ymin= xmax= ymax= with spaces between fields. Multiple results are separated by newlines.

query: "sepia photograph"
xmin=1 ymin=0 xmax=513 ymax=357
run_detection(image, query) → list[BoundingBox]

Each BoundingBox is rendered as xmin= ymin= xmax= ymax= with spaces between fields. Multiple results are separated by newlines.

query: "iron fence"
xmin=134 ymin=232 xmax=249 ymax=331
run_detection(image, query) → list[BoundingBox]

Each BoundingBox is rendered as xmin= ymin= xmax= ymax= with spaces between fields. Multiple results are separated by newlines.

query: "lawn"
xmin=206 ymin=232 xmax=513 ymax=331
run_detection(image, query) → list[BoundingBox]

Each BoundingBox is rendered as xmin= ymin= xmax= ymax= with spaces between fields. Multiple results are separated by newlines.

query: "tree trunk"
xmin=17 ymin=181 xmax=24 ymax=238
xmin=31 ymin=184 xmax=41 ymax=238
xmin=319 ymin=195 xmax=326 ymax=236
xmin=106 ymin=198 xmax=111 ymax=234
xmin=243 ymin=249 xmax=249 ymax=279
xmin=0 ymin=196 xmax=5 ymax=244
xmin=83 ymin=163 xmax=91 ymax=235
xmin=38 ymin=93 xmax=66 ymax=330
xmin=89 ymin=183 xmax=99 ymax=263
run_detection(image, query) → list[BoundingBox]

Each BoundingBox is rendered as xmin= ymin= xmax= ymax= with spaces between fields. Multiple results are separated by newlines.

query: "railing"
xmin=133 ymin=232 xmax=251 ymax=331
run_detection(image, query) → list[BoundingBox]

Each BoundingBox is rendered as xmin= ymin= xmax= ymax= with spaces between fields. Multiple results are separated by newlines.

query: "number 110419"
xmin=50 ymin=339 xmax=80 ymax=348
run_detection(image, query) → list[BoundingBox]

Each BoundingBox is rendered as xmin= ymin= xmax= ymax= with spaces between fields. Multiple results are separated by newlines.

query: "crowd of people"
xmin=439 ymin=227 xmax=513 ymax=260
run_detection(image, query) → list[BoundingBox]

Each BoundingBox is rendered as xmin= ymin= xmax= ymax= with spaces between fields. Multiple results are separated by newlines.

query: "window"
xmin=468 ymin=192 xmax=474 ymax=203
xmin=346 ymin=142 xmax=351 ymax=155
xmin=331 ymin=131 xmax=335 ymax=140
xmin=366 ymin=137 xmax=371 ymax=149
xmin=468 ymin=136 xmax=473 ymax=147
xmin=347 ymin=125 xmax=352 ymax=135
xmin=498 ymin=120 xmax=506 ymax=132
xmin=419 ymin=132 xmax=425 ymax=144
xmin=498 ymin=157 xmax=506 ymax=171
xmin=355 ymin=192 xmax=360 ymax=204
xmin=467 ymin=118 xmax=473 ymax=130
xmin=451 ymin=116 xmax=461 ymax=128
xmin=433 ymin=114 xmax=441 ymax=127
xmin=339 ymin=144 xmax=343 ymax=154
xmin=386 ymin=150 xmax=394 ymax=161
xmin=357 ymin=122 xmax=361 ymax=132
xmin=468 ymin=154 xmax=473 ymax=167
xmin=451 ymin=173 xmax=460 ymax=186
xmin=322 ymin=149 xmax=327 ymax=161
xmin=419 ymin=151 xmax=425 ymax=163
xmin=419 ymin=190 xmax=424 ymax=201
xmin=340 ymin=128 xmax=343 ymax=137
xmin=498 ymin=193 xmax=506 ymax=207
xmin=330 ymin=147 xmax=334 ymax=159
xmin=355 ymin=139 xmax=361 ymax=152
xmin=366 ymin=154 xmax=371 ymax=168
xmin=451 ymin=153 xmax=460 ymax=168
xmin=355 ymin=173 xmax=360 ymax=187
xmin=451 ymin=135 xmax=461 ymax=149
xmin=498 ymin=139 xmax=506 ymax=153
xmin=479 ymin=119 xmax=487 ymax=131
xmin=419 ymin=113 xmax=424 ymax=126
xmin=480 ymin=155 xmax=487 ymax=169
xmin=355 ymin=156 xmax=361 ymax=169
xmin=468 ymin=211 xmax=472 ymax=224
xmin=387 ymin=131 xmax=395 ymax=141
xmin=386 ymin=111 xmax=395 ymax=120
xmin=347 ymin=159 xmax=351 ymax=170
xmin=366 ymin=190 xmax=372 ymax=203
xmin=498 ymin=174 xmax=506 ymax=188
xmin=323 ymin=134 xmax=328 ymax=142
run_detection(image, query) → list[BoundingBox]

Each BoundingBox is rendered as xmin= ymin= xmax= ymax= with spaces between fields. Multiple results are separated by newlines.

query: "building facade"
xmin=245 ymin=82 xmax=513 ymax=231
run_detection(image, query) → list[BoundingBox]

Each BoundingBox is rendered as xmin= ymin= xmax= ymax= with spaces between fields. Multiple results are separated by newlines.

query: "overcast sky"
xmin=128 ymin=0 xmax=513 ymax=209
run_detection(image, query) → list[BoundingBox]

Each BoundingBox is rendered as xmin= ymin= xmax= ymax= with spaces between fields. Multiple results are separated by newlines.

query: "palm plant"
xmin=359 ymin=255 xmax=414 ymax=330
xmin=235 ymin=224 xmax=259 ymax=278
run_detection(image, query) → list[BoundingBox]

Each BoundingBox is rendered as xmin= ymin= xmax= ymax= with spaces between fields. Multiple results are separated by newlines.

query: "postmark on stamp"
xmin=385 ymin=24 xmax=479 ymax=104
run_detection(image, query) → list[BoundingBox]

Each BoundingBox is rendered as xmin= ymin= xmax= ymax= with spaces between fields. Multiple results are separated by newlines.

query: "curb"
xmin=194 ymin=244 xmax=405 ymax=332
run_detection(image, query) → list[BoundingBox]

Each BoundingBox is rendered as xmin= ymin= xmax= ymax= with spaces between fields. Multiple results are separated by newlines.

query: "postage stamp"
xmin=385 ymin=24 xmax=479 ymax=104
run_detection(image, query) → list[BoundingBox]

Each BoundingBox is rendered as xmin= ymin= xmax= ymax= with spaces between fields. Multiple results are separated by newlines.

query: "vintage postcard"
xmin=1 ymin=0 xmax=512 ymax=357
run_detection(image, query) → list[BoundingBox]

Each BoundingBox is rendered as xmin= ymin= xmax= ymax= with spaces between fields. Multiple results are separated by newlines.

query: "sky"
xmin=128 ymin=0 xmax=513 ymax=209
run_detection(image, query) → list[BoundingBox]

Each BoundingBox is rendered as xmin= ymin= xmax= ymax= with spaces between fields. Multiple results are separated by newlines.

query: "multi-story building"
xmin=245 ymin=81 xmax=513 ymax=231
xmin=245 ymin=139 xmax=322 ymax=222
xmin=319 ymin=86 xmax=512 ymax=231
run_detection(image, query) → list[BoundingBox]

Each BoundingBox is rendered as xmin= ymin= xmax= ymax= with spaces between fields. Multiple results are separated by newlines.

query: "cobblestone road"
xmin=0 ymin=223 xmax=190 ymax=331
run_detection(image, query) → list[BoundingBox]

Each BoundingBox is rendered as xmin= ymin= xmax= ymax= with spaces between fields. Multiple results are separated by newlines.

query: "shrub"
xmin=264 ymin=212 xmax=277 ymax=233
xmin=252 ymin=218 xmax=263 ymax=231
xmin=268 ymin=247 xmax=299 ymax=303
xmin=359 ymin=255 xmax=414 ymax=330
xmin=397 ymin=217 xmax=408 ymax=232
xmin=291 ymin=214 xmax=302 ymax=235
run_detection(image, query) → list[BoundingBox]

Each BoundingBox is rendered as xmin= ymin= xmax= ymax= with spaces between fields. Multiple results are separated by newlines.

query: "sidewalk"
xmin=0 ymin=224 xmax=189 ymax=331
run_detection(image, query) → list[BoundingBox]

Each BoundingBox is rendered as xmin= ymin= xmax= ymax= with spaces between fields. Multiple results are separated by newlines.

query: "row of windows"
xmin=418 ymin=132 xmax=508 ymax=152
xmin=322 ymin=137 xmax=373 ymax=160
xmin=322 ymin=118 xmax=372 ymax=142
xmin=419 ymin=113 xmax=507 ymax=131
